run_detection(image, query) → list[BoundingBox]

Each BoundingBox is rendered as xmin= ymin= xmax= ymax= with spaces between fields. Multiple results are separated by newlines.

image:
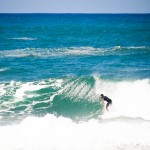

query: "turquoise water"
xmin=0 ymin=14 xmax=150 ymax=150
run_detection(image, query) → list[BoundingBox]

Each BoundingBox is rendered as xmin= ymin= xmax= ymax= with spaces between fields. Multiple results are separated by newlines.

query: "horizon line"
xmin=0 ymin=12 xmax=150 ymax=14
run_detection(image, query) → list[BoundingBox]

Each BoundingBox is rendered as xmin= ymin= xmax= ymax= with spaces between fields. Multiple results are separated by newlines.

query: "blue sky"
xmin=0 ymin=0 xmax=150 ymax=13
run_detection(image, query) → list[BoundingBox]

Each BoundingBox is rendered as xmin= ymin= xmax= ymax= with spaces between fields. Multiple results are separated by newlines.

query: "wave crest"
xmin=0 ymin=46 xmax=149 ymax=58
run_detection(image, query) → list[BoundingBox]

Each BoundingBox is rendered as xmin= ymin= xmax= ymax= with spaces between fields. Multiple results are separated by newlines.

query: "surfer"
xmin=100 ymin=94 xmax=112 ymax=111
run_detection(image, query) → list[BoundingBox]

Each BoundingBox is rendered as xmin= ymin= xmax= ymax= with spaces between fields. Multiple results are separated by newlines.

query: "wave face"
xmin=0 ymin=76 xmax=150 ymax=122
xmin=0 ymin=76 xmax=101 ymax=122
xmin=0 ymin=14 xmax=150 ymax=150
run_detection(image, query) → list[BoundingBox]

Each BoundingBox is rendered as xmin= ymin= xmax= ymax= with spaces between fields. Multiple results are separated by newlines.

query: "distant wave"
xmin=114 ymin=46 xmax=148 ymax=50
xmin=0 ymin=68 xmax=9 ymax=73
xmin=0 ymin=47 xmax=103 ymax=58
xmin=8 ymin=37 xmax=37 ymax=41
xmin=126 ymin=46 xmax=148 ymax=49
xmin=0 ymin=46 xmax=149 ymax=58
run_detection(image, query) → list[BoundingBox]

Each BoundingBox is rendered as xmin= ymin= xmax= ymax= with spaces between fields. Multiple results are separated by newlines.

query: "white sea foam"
xmin=93 ymin=75 xmax=150 ymax=120
xmin=61 ymin=47 xmax=104 ymax=56
xmin=9 ymin=37 xmax=37 ymax=40
xmin=0 ymin=114 xmax=150 ymax=150
xmin=0 ymin=49 xmax=30 ymax=57
xmin=113 ymin=46 xmax=148 ymax=50
xmin=0 ymin=79 xmax=63 ymax=103
xmin=126 ymin=46 xmax=147 ymax=49
xmin=14 ymin=82 xmax=51 ymax=101
xmin=0 ymin=84 xmax=6 ymax=96
xmin=114 ymin=46 xmax=121 ymax=49
xmin=0 ymin=68 xmax=9 ymax=72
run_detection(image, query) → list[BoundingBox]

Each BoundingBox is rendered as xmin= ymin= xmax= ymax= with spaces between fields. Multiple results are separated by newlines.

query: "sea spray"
xmin=94 ymin=76 xmax=150 ymax=120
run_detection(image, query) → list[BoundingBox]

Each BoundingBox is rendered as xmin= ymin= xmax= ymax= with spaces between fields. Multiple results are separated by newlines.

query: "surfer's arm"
xmin=100 ymin=100 xmax=104 ymax=105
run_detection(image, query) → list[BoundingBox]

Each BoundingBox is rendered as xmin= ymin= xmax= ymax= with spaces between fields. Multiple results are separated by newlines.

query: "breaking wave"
xmin=0 ymin=75 xmax=150 ymax=150
xmin=0 ymin=75 xmax=150 ymax=121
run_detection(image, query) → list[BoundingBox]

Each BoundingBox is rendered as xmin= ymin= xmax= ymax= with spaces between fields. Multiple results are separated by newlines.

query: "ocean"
xmin=0 ymin=14 xmax=150 ymax=150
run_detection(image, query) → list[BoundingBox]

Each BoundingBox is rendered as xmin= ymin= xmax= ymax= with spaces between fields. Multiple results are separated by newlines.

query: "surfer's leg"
xmin=106 ymin=103 xmax=109 ymax=111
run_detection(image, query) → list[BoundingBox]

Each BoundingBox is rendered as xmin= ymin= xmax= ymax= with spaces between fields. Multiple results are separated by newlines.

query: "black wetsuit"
xmin=103 ymin=96 xmax=112 ymax=107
